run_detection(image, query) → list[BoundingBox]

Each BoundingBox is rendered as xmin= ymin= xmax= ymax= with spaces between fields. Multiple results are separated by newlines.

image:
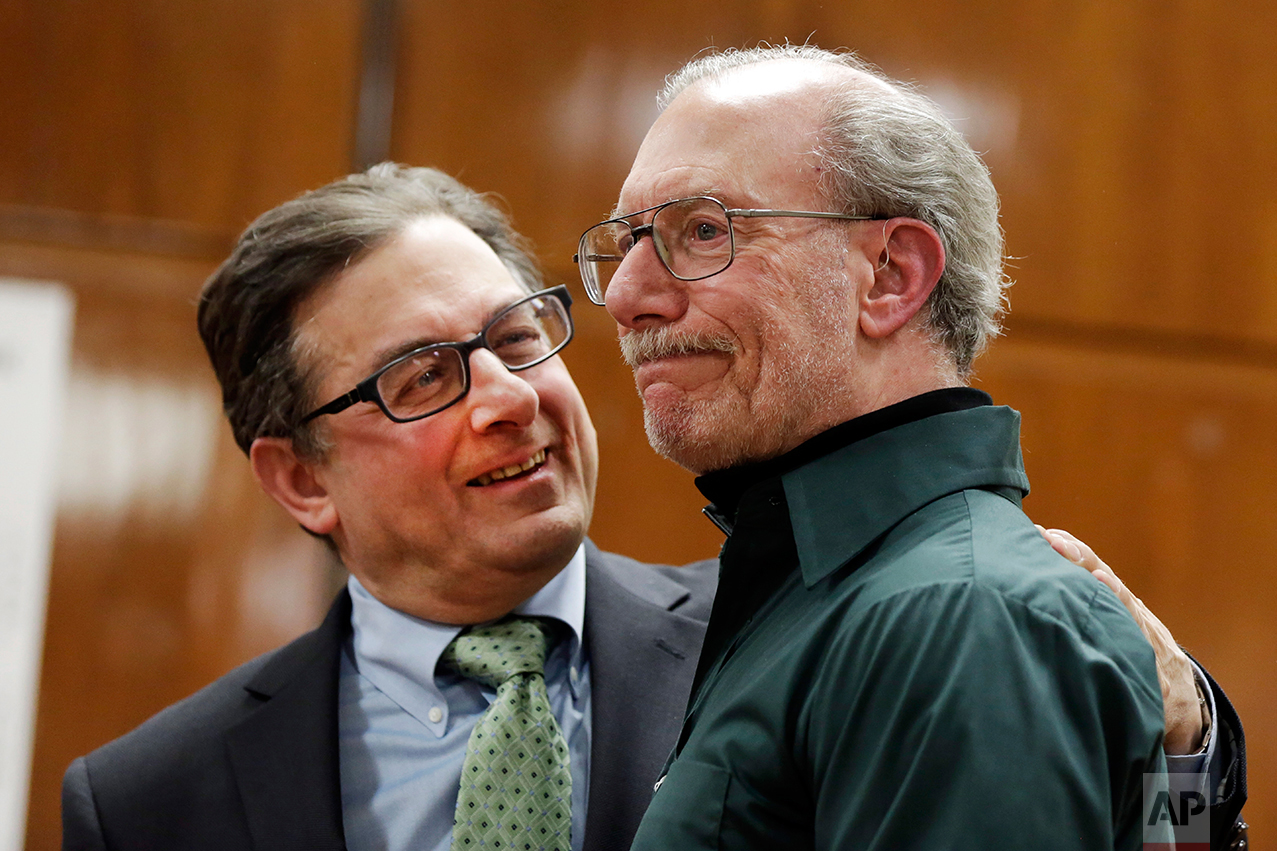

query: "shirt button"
xmin=428 ymin=706 xmax=443 ymax=724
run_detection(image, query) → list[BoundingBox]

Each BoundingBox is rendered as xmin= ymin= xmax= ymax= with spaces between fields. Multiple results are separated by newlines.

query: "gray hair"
xmin=198 ymin=162 xmax=542 ymax=460
xmin=660 ymin=45 xmax=1008 ymax=375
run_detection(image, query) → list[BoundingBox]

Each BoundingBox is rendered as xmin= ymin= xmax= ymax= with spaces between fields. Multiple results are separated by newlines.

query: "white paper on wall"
xmin=0 ymin=278 xmax=74 ymax=851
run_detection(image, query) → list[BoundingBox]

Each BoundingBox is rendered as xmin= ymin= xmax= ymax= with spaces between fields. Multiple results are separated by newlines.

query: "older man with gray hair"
xmin=579 ymin=44 xmax=1244 ymax=849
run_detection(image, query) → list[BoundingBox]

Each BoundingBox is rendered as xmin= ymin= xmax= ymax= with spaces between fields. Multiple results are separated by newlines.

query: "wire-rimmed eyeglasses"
xmin=573 ymin=196 xmax=876 ymax=305
xmin=300 ymin=285 xmax=574 ymax=425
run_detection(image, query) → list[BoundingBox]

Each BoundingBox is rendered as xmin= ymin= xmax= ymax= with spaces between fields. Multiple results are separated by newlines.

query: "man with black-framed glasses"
xmin=60 ymin=163 xmax=718 ymax=851
xmin=591 ymin=44 xmax=1245 ymax=851
xmin=298 ymin=285 xmax=575 ymax=426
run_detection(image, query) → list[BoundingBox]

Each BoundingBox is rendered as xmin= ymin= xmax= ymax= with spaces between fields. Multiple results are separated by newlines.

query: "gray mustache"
xmin=619 ymin=327 xmax=738 ymax=368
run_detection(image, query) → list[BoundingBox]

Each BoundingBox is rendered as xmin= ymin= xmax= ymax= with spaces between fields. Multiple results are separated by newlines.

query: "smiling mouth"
xmin=469 ymin=448 xmax=548 ymax=487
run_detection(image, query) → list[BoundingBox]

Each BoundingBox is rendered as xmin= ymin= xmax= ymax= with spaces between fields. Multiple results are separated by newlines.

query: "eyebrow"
xmin=609 ymin=187 xmax=736 ymax=220
xmin=368 ymin=336 xmax=447 ymax=372
xmin=365 ymin=295 xmax=522 ymax=372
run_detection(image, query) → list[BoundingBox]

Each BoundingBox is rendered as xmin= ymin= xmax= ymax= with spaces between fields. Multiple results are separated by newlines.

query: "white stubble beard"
xmin=623 ymin=245 xmax=861 ymax=474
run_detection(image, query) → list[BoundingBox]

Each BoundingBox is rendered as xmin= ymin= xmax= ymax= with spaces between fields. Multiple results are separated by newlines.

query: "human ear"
xmin=249 ymin=436 xmax=339 ymax=535
xmin=859 ymin=218 xmax=946 ymax=339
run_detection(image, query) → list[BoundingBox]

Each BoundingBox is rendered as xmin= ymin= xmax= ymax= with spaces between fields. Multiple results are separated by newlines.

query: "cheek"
xmin=536 ymin=369 xmax=598 ymax=482
xmin=338 ymin=420 xmax=458 ymax=497
xmin=691 ymin=257 xmax=795 ymax=345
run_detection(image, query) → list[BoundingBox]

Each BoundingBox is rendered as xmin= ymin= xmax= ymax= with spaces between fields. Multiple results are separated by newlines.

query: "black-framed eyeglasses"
xmin=300 ymin=285 xmax=574 ymax=425
xmin=573 ymin=196 xmax=876 ymax=305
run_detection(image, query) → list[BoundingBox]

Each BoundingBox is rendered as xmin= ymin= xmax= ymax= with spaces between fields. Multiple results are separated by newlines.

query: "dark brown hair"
xmin=198 ymin=163 xmax=542 ymax=458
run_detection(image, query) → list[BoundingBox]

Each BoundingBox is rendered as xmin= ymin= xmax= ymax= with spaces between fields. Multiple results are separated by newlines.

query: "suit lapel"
xmin=212 ymin=555 xmax=709 ymax=851
xmin=226 ymin=590 xmax=351 ymax=851
xmin=581 ymin=543 xmax=711 ymax=851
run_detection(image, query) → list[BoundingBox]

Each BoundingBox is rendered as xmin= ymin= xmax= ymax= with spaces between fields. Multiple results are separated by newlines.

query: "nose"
xmin=465 ymin=349 xmax=540 ymax=432
xmin=603 ymin=237 xmax=689 ymax=331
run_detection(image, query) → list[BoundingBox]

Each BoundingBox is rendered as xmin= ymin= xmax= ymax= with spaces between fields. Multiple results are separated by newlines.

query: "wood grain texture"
xmin=0 ymin=0 xmax=364 ymax=230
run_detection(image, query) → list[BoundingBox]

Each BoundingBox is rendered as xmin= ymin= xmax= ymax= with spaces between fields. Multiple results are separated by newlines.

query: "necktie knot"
xmin=441 ymin=617 xmax=550 ymax=691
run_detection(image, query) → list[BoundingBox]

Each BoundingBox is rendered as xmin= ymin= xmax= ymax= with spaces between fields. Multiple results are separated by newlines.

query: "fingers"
xmin=1036 ymin=525 xmax=1097 ymax=568
xmin=1090 ymin=567 xmax=1122 ymax=598
xmin=1033 ymin=524 xmax=1205 ymax=753
xmin=1036 ymin=524 xmax=1142 ymax=615
xmin=1036 ymin=525 xmax=1129 ymax=598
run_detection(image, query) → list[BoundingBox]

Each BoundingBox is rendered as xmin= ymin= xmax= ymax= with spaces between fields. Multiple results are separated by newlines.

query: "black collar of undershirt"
xmin=695 ymin=387 xmax=993 ymax=529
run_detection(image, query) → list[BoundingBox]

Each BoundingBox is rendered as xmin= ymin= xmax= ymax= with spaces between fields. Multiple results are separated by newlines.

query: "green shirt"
xmin=631 ymin=404 xmax=1167 ymax=850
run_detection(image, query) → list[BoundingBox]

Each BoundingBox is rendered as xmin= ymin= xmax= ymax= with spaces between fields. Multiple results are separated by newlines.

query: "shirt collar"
xmin=513 ymin=542 xmax=587 ymax=661
xmin=696 ymin=387 xmax=994 ymax=531
xmin=783 ymin=404 xmax=1029 ymax=587
xmin=347 ymin=543 xmax=587 ymax=729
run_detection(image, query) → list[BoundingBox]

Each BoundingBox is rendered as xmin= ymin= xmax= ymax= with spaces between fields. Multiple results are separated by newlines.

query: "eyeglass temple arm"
xmin=727 ymin=209 xmax=875 ymax=220
xmin=574 ymin=252 xmax=626 ymax=264
xmin=300 ymin=387 xmax=366 ymax=424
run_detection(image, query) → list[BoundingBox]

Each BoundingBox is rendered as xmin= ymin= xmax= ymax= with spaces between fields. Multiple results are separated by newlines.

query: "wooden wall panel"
xmin=0 ymin=0 xmax=363 ymax=231
xmin=998 ymin=2 xmax=1277 ymax=347
xmin=389 ymin=2 xmax=746 ymax=268
xmin=389 ymin=1 xmax=1277 ymax=341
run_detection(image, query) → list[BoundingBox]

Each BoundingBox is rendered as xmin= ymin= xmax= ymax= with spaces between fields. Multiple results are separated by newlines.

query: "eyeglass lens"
xmin=375 ymin=292 xmax=571 ymax=421
xmin=581 ymin=198 xmax=734 ymax=302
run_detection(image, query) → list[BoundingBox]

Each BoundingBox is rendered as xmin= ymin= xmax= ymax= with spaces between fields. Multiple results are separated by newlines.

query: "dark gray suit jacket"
xmin=61 ymin=542 xmax=717 ymax=851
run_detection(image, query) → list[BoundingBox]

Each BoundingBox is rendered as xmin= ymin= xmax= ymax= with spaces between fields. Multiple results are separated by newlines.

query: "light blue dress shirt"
xmin=339 ymin=545 xmax=591 ymax=851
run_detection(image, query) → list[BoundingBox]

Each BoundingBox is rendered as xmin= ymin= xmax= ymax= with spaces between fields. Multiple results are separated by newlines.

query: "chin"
xmin=502 ymin=510 xmax=589 ymax=567
xmin=642 ymin=407 xmax=753 ymax=475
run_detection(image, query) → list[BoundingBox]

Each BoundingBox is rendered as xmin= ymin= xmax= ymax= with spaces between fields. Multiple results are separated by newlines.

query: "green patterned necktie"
xmin=440 ymin=617 xmax=572 ymax=851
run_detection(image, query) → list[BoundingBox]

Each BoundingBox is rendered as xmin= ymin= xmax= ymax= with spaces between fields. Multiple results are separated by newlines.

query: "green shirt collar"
xmin=782 ymin=405 xmax=1030 ymax=587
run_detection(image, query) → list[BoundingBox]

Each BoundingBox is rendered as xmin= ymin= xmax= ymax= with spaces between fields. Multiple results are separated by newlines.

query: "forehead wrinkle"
xmin=612 ymin=183 xmax=751 ymax=221
xmin=366 ymin=288 xmax=526 ymax=372
xmin=635 ymin=75 xmax=834 ymax=206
